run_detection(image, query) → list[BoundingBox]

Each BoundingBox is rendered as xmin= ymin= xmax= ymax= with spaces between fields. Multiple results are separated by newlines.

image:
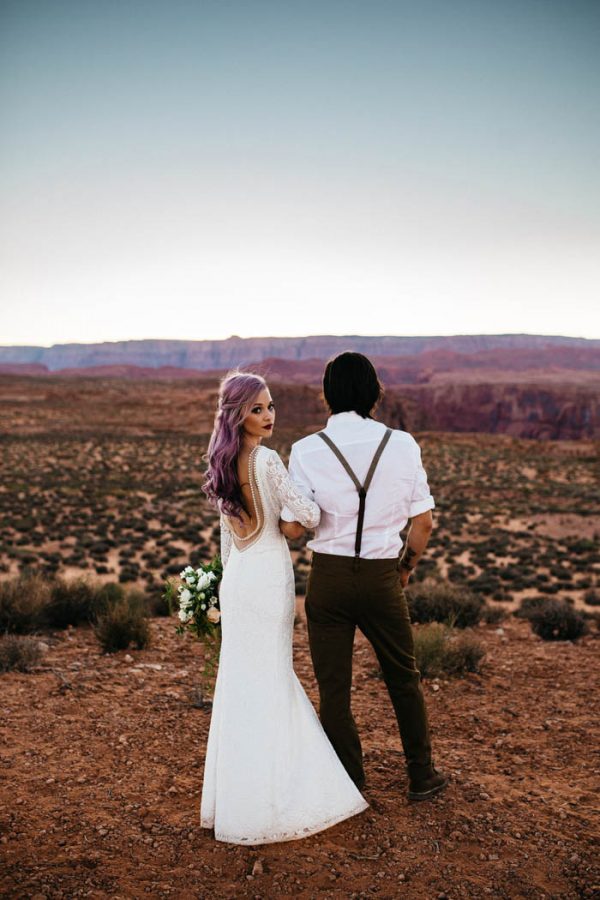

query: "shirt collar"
xmin=326 ymin=411 xmax=368 ymax=427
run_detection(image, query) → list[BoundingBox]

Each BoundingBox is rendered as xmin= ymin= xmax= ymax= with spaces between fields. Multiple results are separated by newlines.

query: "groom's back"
xmin=287 ymin=411 xmax=434 ymax=559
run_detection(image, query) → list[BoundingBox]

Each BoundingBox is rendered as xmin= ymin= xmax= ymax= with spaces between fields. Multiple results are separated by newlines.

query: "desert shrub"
xmin=406 ymin=579 xmax=483 ymax=628
xmin=413 ymin=623 xmax=486 ymax=678
xmin=45 ymin=577 xmax=100 ymax=628
xmin=528 ymin=600 xmax=587 ymax=642
xmin=0 ymin=573 xmax=51 ymax=633
xmin=583 ymin=589 xmax=600 ymax=607
xmin=0 ymin=634 xmax=42 ymax=672
xmin=118 ymin=566 xmax=139 ymax=583
xmin=482 ymin=605 xmax=507 ymax=625
xmin=468 ymin=573 xmax=502 ymax=595
xmin=94 ymin=591 xmax=151 ymax=653
xmin=514 ymin=596 xmax=548 ymax=619
xmin=96 ymin=582 xmax=126 ymax=607
xmin=144 ymin=588 xmax=171 ymax=617
xmin=539 ymin=583 xmax=560 ymax=595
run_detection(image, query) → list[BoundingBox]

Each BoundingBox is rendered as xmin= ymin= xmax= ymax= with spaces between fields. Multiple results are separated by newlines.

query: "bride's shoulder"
xmin=256 ymin=445 xmax=281 ymax=465
xmin=255 ymin=446 xmax=286 ymax=476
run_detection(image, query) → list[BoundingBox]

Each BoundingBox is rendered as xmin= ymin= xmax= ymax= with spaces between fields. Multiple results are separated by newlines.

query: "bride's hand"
xmin=279 ymin=519 xmax=305 ymax=540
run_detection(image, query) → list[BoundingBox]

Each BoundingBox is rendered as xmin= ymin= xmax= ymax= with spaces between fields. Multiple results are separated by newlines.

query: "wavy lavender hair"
xmin=202 ymin=371 xmax=267 ymax=521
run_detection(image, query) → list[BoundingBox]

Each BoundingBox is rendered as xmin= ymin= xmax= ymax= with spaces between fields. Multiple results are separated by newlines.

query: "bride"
xmin=200 ymin=371 xmax=368 ymax=845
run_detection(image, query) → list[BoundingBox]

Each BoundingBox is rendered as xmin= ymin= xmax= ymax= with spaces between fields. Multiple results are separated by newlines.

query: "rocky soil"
xmin=1 ymin=613 xmax=598 ymax=899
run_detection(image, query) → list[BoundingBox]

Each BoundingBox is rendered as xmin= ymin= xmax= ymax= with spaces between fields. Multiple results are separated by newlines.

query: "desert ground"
xmin=0 ymin=374 xmax=599 ymax=898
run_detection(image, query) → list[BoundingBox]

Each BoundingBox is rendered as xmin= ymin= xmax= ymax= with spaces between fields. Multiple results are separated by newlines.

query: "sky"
xmin=1 ymin=0 xmax=599 ymax=346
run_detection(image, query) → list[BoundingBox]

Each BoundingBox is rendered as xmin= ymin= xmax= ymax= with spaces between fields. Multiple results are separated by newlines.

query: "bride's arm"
xmin=219 ymin=513 xmax=233 ymax=569
xmin=265 ymin=450 xmax=321 ymax=530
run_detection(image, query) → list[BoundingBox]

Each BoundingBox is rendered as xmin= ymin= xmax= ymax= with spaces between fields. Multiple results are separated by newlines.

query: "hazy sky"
xmin=1 ymin=0 xmax=599 ymax=345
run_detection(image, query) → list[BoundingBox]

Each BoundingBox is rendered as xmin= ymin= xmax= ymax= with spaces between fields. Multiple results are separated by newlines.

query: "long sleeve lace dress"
xmin=200 ymin=446 xmax=368 ymax=844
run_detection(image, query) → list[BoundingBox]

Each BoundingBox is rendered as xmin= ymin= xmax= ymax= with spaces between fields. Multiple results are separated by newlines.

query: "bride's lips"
xmin=263 ymin=424 xmax=273 ymax=431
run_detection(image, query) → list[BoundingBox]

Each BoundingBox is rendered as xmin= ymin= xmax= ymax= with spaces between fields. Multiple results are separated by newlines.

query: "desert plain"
xmin=0 ymin=372 xmax=599 ymax=899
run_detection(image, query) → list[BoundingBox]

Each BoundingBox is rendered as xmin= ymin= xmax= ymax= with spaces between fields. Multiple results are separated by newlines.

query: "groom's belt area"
xmin=311 ymin=551 xmax=403 ymax=573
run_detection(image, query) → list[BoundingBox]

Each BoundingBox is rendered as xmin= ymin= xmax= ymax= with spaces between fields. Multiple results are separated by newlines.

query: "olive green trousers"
xmin=305 ymin=551 xmax=433 ymax=787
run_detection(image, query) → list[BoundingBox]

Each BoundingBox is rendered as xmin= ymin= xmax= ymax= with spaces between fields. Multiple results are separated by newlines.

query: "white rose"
xmin=178 ymin=608 xmax=191 ymax=622
xmin=180 ymin=588 xmax=192 ymax=605
xmin=207 ymin=608 xmax=221 ymax=624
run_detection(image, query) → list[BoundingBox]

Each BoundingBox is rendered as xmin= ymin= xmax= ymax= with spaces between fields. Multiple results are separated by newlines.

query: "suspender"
xmin=317 ymin=427 xmax=392 ymax=563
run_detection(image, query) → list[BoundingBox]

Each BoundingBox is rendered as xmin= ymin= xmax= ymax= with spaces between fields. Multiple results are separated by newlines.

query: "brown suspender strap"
xmin=317 ymin=427 xmax=392 ymax=560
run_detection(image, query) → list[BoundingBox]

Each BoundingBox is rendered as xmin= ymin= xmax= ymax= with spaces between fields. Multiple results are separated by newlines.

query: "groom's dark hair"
xmin=322 ymin=352 xmax=384 ymax=419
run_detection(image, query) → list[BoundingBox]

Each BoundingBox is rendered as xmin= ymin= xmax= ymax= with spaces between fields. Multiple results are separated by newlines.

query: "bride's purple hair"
xmin=202 ymin=370 xmax=267 ymax=521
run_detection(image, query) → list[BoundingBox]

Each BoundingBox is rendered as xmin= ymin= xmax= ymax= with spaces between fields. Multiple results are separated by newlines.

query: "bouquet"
xmin=163 ymin=556 xmax=223 ymax=704
xmin=163 ymin=557 xmax=223 ymax=638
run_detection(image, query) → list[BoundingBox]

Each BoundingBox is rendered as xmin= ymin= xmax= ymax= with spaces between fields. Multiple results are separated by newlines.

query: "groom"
xmin=281 ymin=352 xmax=448 ymax=801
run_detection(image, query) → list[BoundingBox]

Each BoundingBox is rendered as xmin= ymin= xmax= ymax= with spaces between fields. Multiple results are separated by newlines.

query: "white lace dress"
xmin=200 ymin=445 xmax=368 ymax=845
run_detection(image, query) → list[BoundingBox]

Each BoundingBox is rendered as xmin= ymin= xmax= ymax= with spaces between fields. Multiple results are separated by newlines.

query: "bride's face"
xmin=242 ymin=387 xmax=275 ymax=441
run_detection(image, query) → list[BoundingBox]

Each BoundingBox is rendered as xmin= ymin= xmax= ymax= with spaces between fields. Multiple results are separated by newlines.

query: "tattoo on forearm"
xmin=399 ymin=545 xmax=418 ymax=571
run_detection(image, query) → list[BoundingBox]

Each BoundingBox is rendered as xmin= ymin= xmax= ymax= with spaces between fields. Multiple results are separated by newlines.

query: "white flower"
xmin=199 ymin=592 xmax=205 ymax=600
xmin=197 ymin=573 xmax=211 ymax=591
xmin=180 ymin=588 xmax=192 ymax=606
xmin=207 ymin=572 xmax=217 ymax=582
xmin=178 ymin=608 xmax=192 ymax=622
xmin=185 ymin=576 xmax=196 ymax=586
xmin=200 ymin=604 xmax=206 ymax=610
xmin=207 ymin=608 xmax=221 ymax=624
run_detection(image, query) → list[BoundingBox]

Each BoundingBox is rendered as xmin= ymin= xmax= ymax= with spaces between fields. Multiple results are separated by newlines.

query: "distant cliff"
xmin=0 ymin=333 xmax=598 ymax=372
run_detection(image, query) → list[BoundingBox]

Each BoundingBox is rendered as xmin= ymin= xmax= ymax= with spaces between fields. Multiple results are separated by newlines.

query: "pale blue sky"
xmin=1 ymin=0 xmax=599 ymax=344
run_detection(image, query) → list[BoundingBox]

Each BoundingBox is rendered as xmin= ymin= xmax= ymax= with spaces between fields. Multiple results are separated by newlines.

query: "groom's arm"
xmin=398 ymin=439 xmax=435 ymax=585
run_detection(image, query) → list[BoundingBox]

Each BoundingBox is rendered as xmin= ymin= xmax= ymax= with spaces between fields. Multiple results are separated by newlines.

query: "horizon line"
xmin=1 ymin=330 xmax=599 ymax=349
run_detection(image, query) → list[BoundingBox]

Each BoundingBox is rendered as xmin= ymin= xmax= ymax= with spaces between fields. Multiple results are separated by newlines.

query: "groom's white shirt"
xmin=280 ymin=411 xmax=435 ymax=559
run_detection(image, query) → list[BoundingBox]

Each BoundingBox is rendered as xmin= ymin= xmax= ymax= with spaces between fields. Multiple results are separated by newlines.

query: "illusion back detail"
xmin=223 ymin=446 xmax=264 ymax=553
xmin=202 ymin=445 xmax=368 ymax=845
xmin=219 ymin=446 xmax=321 ymax=567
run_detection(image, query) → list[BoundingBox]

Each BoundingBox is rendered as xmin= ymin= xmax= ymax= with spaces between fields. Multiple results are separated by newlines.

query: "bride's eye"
xmin=268 ymin=402 xmax=275 ymax=410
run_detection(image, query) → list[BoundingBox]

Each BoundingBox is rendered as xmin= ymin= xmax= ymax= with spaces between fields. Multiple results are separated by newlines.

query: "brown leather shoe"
xmin=408 ymin=767 xmax=449 ymax=801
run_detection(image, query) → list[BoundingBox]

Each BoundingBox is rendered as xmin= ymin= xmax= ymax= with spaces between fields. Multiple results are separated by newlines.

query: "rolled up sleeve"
xmin=409 ymin=444 xmax=435 ymax=518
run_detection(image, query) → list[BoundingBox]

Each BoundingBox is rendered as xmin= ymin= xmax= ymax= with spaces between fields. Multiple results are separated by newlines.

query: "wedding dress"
xmin=200 ymin=445 xmax=368 ymax=844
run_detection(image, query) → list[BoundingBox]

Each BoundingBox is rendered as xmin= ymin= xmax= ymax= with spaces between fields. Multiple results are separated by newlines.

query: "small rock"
xmin=432 ymin=684 xmax=440 ymax=692
xmin=252 ymin=859 xmax=264 ymax=876
xmin=124 ymin=654 xmax=134 ymax=663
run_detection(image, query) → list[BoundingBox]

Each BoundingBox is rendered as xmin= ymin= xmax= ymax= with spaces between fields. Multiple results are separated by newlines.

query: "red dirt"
xmin=1 ymin=611 xmax=598 ymax=899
